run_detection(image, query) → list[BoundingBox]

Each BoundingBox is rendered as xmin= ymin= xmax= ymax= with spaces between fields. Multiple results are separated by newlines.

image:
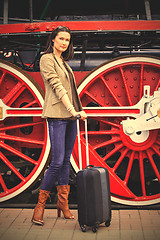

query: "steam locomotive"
xmin=0 ymin=0 xmax=160 ymax=206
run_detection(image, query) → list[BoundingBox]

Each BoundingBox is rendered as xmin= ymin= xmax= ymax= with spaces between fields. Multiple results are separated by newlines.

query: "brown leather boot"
xmin=56 ymin=185 xmax=74 ymax=219
xmin=31 ymin=189 xmax=50 ymax=225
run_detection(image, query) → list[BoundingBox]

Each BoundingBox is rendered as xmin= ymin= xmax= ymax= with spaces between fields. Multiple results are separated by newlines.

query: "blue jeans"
xmin=41 ymin=119 xmax=77 ymax=191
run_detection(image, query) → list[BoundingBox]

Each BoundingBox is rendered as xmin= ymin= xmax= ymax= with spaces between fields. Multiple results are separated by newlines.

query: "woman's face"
xmin=52 ymin=31 xmax=71 ymax=55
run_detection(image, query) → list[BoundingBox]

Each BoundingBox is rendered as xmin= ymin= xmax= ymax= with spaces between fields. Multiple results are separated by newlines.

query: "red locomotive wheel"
xmin=0 ymin=60 xmax=50 ymax=202
xmin=71 ymin=55 xmax=160 ymax=206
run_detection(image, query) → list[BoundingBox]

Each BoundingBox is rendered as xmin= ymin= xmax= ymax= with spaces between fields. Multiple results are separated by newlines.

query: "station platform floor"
xmin=0 ymin=208 xmax=160 ymax=240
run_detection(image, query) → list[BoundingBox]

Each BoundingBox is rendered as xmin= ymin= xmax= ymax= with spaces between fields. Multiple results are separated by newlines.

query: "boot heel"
xmin=57 ymin=208 xmax=61 ymax=218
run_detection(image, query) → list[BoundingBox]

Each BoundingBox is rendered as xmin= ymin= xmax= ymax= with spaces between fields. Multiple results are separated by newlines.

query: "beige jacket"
xmin=40 ymin=52 xmax=82 ymax=118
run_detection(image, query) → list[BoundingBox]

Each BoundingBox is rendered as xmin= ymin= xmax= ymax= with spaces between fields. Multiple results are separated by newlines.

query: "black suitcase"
xmin=77 ymin=166 xmax=111 ymax=232
xmin=76 ymin=117 xmax=111 ymax=232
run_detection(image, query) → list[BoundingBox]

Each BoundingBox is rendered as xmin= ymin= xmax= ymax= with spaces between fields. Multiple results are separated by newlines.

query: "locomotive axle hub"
xmin=122 ymin=86 xmax=160 ymax=141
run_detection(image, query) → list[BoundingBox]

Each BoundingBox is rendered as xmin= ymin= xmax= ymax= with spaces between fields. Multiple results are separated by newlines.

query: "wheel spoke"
xmin=139 ymin=151 xmax=146 ymax=197
xmin=100 ymin=76 xmax=123 ymax=106
xmin=21 ymin=100 xmax=38 ymax=108
xmin=146 ymin=149 xmax=160 ymax=182
xmin=120 ymin=66 xmax=133 ymax=106
xmin=0 ymin=142 xmax=38 ymax=165
xmin=93 ymin=137 xmax=121 ymax=150
xmin=100 ymin=119 xmax=120 ymax=128
xmin=139 ymin=64 xmax=144 ymax=99
xmin=0 ymin=120 xmax=44 ymax=132
xmin=124 ymin=151 xmax=135 ymax=185
xmin=103 ymin=143 xmax=124 ymax=162
xmin=0 ymin=152 xmax=25 ymax=182
xmin=0 ymin=133 xmax=44 ymax=145
xmin=0 ymin=174 xmax=8 ymax=193
xmin=84 ymin=90 xmax=104 ymax=106
xmin=156 ymin=139 xmax=160 ymax=145
xmin=113 ymin=148 xmax=129 ymax=171
xmin=3 ymin=82 xmax=25 ymax=106
xmin=152 ymin=145 xmax=160 ymax=157
xmin=155 ymin=78 xmax=160 ymax=91
xmin=0 ymin=72 xmax=6 ymax=85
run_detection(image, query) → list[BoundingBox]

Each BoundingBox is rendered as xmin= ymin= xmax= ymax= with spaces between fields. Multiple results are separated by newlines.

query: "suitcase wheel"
xmin=105 ymin=221 xmax=110 ymax=227
xmin=80 ymin=225 xmax=87 ymax=232
xmin=92 ymin=226 xmax=98 ymax=233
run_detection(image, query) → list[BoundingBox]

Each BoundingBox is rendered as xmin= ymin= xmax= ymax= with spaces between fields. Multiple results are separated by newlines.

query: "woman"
xmin=32 ymin=26 xmax=87 ymax=225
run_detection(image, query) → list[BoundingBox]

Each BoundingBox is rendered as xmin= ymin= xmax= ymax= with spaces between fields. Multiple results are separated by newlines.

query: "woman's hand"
xmin=78 ymin=111 xmax=87 ymax=121
xmin=71 ymin=109 xmax=87 ymax=121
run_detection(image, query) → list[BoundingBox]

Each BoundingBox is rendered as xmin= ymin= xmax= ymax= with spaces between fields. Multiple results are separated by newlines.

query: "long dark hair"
xmin=44 ymin=26 xmax=74 ymax=61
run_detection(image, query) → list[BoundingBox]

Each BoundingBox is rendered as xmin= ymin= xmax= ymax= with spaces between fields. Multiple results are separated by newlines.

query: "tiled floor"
xmin=0 ymin=208 xmax=160 ymax=240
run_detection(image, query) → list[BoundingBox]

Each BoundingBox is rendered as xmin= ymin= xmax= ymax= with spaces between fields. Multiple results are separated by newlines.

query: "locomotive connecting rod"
xmin=0 ymin=99 xmax=42 ymax=121
xmin=0 ymin=86 xmax=160 ymax=137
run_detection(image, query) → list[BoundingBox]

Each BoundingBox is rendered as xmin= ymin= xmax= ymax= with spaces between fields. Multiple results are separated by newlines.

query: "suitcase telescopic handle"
xmin=76 ymin=115 xmax=89 ymax=170
xmin=76 ymin=114 xmax=81 ymax=119
xmin=85 ymin=165 xmax=95 ymax=169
